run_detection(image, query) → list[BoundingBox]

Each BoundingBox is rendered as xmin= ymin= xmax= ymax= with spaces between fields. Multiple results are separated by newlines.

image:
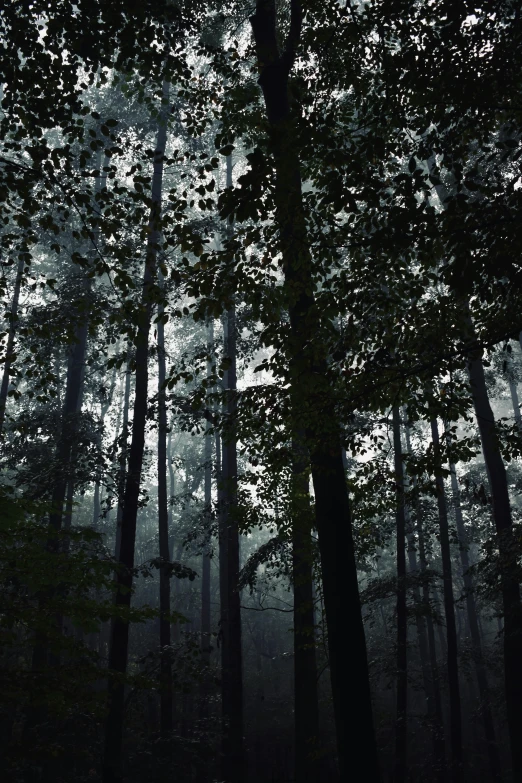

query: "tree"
xmin=0 ymin=255 xmax=24 ymax=435
xmin=157 ymin=227 xmax=173 ymax=736
xmin=219 ymin=283 xmax=244 ymax=783
xmin=430 ymin=414 xmax=462 ymax=782
xmin=291 ymin=435 xmax=320 ymax=782
xmin=249 ymin=2 xmax=379 ymax=779
xmin=392 ymin=406 xmax=407 ymax=783
xmin=102 ymin=84 xmax=169 ymax=783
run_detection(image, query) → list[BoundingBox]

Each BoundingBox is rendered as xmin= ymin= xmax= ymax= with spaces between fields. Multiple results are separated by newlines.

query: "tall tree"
xmin=157 ymin=259 xmax=173 ymax=736
xmin=250 ymin=3 xmax=379 ymax=779
xmin=102 ymin=84 xmax=169 ymax=783
xmin=403 ymin=418 xmax=446 ymax=781
xmin=447 ymin=449 xmax=501 ymax=781
xmin=291 ymin=435 xmax=320 ymax=783
xmin=0 ymin=254 xmax=24 ymax=436
xmin=200 ymin=317 xmax=214 ymax=727
xmin=114 ymin=349 xmax=132 ymax=561
xmin=430 ymin=415 xmax=462 ymax=782
xmin=392 ymin=407 xmax=407 ymax=783
xmin=464 ymin=323 xmax=522 ymax=781
xmin=219 ymin=284 xmax=244 ymax=783
xmin=92 ymin=363 xmax=118 ymax=529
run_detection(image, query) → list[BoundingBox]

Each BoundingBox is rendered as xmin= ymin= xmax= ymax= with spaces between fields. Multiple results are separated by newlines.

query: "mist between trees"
xmin=0 ymin=2 xmax=521 ymax=782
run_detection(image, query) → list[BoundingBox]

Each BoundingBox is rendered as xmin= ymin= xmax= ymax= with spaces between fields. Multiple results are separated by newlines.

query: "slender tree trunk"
xmin=404 ymin=419 xmax=446 ymax=777
xmin=508 ymin=376 xmax=521 ymax=427
xmin=406 ymin=526 xmax=446 ymax=781
xmin=157 ymin=271 xmax=173 ymax=736
xmin=0 ymin=254 xmax=23 ymax=435
xmin=401 ymin=415 xmax=445 ymax=779
xmin=92 ymin=364 xmax=118 ymax=529
xmin=291 ymin=435 xmax=320 ymax=783
xmin=26 ymin=147 xmax=101 ymax=763
xmin=219 ymin=292 xmax=244 ymax=783
xmin=392 ymin=408 xmax=407 ymax=783
xmin=167 ymin=427 xmax=176 ymax=561
xmin=49 ymin=144 xmax=107 ymax=545
xmin=30 ymin=281 xmax=90 ymax=684
xmin=102 ymin=84 xmax=168 ymax=783
xmin=250 ymin=5 xmax=379 ymax=779
xmin=200 ymin=319 xmax=214 ymax=714
xmin=115 ymin=353 xmax=132 ymax=561
xmin=465 ymin=322 xmax=522 ymax=782
xmin=447 ymin=457 xmax=501 ymax=781
xmin=49 ymin=293 xmax=89 ymax=537
xmin=430 ymin=416 xmax=462 ymax=782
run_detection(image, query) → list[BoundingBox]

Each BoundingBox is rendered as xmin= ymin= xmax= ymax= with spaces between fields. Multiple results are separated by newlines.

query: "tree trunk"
xmin=465 ymin=322 xmax=522 ymax=782
xmin=49 ymin=143 xmax=107 ymax=545
xmin=92 ymin=364 xmax=118 ymax=529
xmin=403 ymin=420 xmax=447 ymax=780
xmin=200 ymin=318 xmax=214 ymax=724
xmin=102 ymin=84 xmax=168 ymax=783
xmin=291 ymin=435 xmax=320 ymax=783
xmin=0 ymin=254 xmax=24 ymax=435
xmin=392 ymin=407 xmax=407 ymax=783
xmin=30 ymin=278 xmax=90 ymax=686
xmin=430 ymin=416 xmax=462 ymax=782
xmin=157 ymin=270 xmax=173 ymax=736
xmin=447 ymin=456 xmax=501 ymax=781
xmin=250 ymin=4 xmax=379 ymax=780
xmin=114 ymin=352 xmax=132 ymax=561
xmin=219 ymin=294 xmax=244 ymax=783
xmin=401 ymin=415 xmax=446 ymax=780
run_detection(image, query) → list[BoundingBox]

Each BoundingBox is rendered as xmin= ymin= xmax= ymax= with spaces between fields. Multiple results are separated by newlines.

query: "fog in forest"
xmin=0 ymin=2 xmax=521 ymax=782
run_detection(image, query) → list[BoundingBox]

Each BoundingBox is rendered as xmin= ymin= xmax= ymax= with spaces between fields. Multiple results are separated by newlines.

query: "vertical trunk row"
xmin=430 ymin=416 xmax=462 ymax=782
xmin=219 ymin=296 xmax=244 ymax=783
xmin=392 ymin=407 xmax=407 ymax=783
xmin=218 ymin=147 xmax=244 ymax=783
xmin=250 ymin=4 xmax=379 ymax=780
xmin=291 ymin=435 xmax=320 ymax=783
xmin=102 ymin=83 xmax=169 ymax=783
xmin=157 ymin=270 xmax=173 ymax=736
xmin=465 ymin=330 xmax=522 ymax=782
xmin=447 ymin=456 xmax=501 ymax=781
xmin=201 ymin=319 xmax=214 ymax=672
xmin=403 ymin=418 xmax=446 ymax=780
xmin=199 ymin=319 xmax=214 ymax=741
xmin=48 ymin=286 xmax=89 ymax=539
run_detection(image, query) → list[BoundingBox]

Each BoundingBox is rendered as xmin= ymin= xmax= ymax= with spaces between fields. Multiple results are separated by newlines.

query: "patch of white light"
xmin=462 ymin=14 xmax=479 ymax=27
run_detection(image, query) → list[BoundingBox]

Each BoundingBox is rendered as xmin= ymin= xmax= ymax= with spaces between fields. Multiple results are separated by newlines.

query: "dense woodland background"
xmin=0 ymin=1 xmax=522 ymax=781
